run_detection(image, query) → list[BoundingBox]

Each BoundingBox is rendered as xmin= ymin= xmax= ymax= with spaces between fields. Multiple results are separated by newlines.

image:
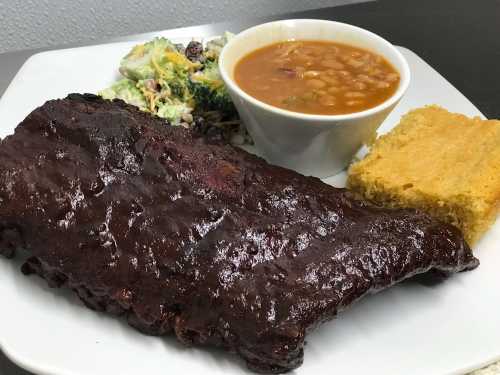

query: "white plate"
xmin=0 ymin=38 xmax=499 ymax=375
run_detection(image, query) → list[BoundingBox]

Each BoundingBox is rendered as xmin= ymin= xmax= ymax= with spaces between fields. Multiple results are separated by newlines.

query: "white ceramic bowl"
xmin=219 ymin=19 xmax=410 ymax=178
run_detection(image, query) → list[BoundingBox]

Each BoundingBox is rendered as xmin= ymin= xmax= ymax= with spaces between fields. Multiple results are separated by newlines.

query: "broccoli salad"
xmin=99 ymin=32 xmax=251 ymax=144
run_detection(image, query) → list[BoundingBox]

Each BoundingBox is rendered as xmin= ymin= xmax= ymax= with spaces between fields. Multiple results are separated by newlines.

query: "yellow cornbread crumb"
xmin=347 ymin=105 xmax=500 ymax=245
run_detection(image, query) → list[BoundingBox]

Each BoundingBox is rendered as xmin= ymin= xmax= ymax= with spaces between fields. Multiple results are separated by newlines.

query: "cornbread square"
xmin=347 ymin=106 xmax=500 ymax=245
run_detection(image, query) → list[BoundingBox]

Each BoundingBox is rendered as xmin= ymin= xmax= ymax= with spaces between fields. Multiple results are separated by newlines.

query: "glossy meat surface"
xmin=0 ymin=94 xmax=478 ymax=373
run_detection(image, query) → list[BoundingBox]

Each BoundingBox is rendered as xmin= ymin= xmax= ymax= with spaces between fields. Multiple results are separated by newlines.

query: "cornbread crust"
xmin=347 ymin=105 xmax=500 ymax=245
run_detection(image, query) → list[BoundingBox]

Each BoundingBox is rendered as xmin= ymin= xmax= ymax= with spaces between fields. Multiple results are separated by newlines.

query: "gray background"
xmin=0 ymin=0 xmax=361 ymax=54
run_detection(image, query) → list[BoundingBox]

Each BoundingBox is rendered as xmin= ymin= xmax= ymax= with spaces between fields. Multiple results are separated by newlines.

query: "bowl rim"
xmin=219 ymin=19 xmax=411 ymax=123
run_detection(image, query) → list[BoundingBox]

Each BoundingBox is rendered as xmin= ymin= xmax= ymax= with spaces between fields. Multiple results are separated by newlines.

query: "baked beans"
xmin=234 ymin=40 xmax=400 ymax=115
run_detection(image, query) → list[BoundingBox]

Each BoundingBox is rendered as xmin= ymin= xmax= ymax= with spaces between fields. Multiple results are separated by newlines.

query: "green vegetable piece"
xmin=282 ymin=96 xmax=299 ymax=106
xmin=99 ymin=79 xmax=148 ymax=109
xmin=157 ymin=101 xmax=193 ymax=125
xmin=204 ymin=32 xmax=235 ymax=61
xmin=119 ymin=37 xmax=178 ymax=81
xmin=190 ymin=60 xmax=236 ymax=115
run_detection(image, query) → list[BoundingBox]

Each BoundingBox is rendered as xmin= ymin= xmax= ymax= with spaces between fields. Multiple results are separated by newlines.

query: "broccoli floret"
xmin=189 ymin=60 xmax=236 ymax=116
xmin=119 ymin=37 xmax=200 ymax=82
xmin=119 ymin=37 xmax=178 ymax=81
xmin=99 ymin=79 xmax=148 ymax=109
xmin=204 ymin=32 xmax=235 ymax=61
xmin=168 ymin=79 xmax=193 ymax=103
xmin=157 ymin=101 xmax=193 ymax=125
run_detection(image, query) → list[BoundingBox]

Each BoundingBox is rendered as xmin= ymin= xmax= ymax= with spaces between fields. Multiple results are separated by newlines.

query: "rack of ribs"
xmin=0 ymin=94 xmax=478 ymax=373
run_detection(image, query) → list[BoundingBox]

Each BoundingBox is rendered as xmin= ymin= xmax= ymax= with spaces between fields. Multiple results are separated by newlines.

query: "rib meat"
xmin=0 ymin=94 xmax=478 ymax=373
